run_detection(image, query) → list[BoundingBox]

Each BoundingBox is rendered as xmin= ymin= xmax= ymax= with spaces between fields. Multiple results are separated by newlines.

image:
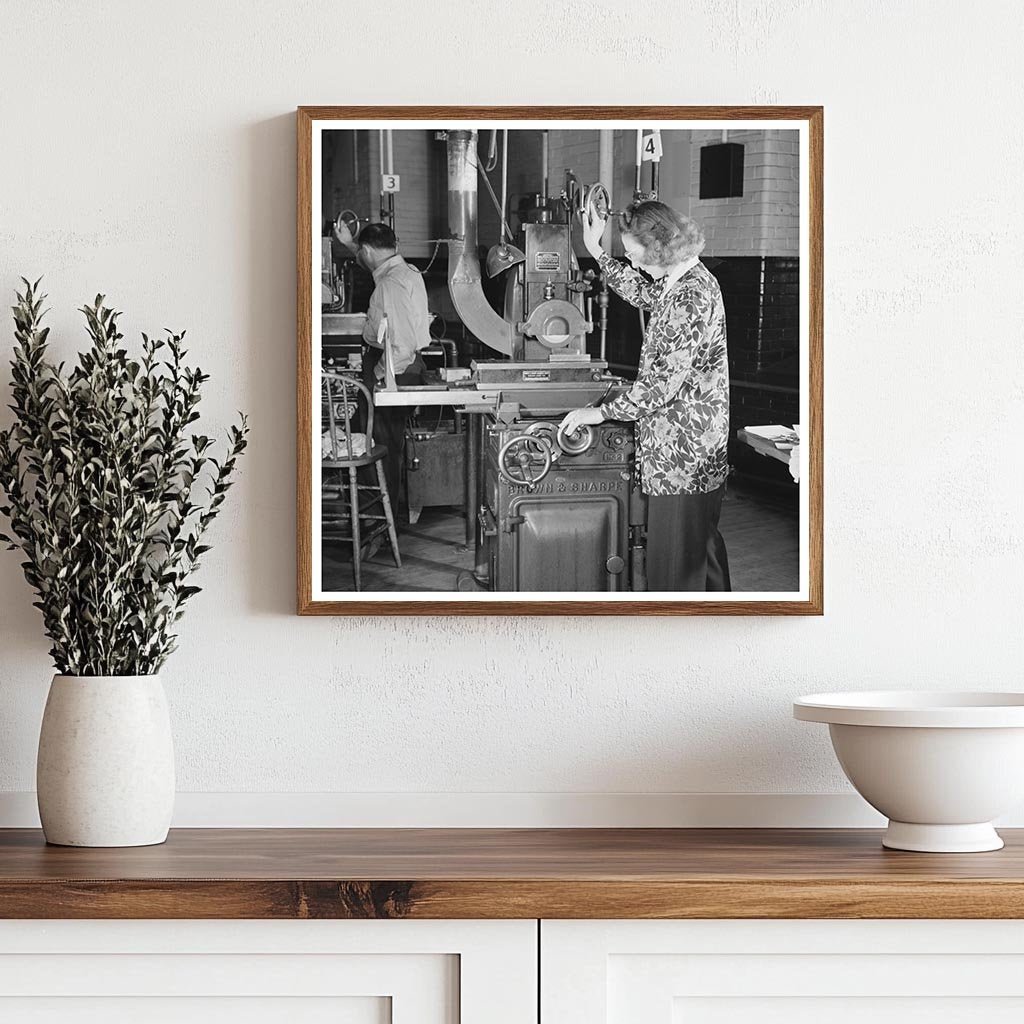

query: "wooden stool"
xmin=322 ymin=372 xmax=401 ymax=591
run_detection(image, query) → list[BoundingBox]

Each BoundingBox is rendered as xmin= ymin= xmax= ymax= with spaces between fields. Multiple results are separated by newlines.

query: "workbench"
xmin=372 ymin=386 xmax=499 ymax=408
xmin=737 ymin=426 xmax=796 ymax=467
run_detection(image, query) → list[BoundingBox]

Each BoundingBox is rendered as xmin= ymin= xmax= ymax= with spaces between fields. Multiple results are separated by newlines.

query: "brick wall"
xmin=545 ymin=128 xmax=600 ymax=189
xmin=322 ymin=129 xmax=441 ymax=258
xmin=321 ymin=129 xmax=372 ymax=235
xmin=690 ymin=129 xmax=799 ymax=257
xmin=323 ymin=127 xmax=800 ymax=260
xmin=711 ymin=255 xmax=800 ymax=379
xmin=706 ymin=251 xmax=800 ymax=484
xmin=388 ymin=131 xmax=435 ymax=258
xmin=477 ymin=129 xmax=543 ymax=250
xmin=363 ymin=130 xmax=439 ymax=259
xmin=683 ymin=129 xmax=801 ymax=483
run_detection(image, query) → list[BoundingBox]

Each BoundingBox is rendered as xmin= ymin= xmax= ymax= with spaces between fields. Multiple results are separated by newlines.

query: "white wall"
xmin=1 ymin=0 xmax=1022 ymax=826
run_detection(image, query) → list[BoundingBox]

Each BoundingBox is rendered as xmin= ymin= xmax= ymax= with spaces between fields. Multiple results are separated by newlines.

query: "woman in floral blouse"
xmin=561 ymin=201 xmax=731 ymax=592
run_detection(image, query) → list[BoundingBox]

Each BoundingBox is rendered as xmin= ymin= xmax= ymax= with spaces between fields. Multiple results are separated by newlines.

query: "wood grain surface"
xmin=295 ymin=105 xmax=824 ymax=616
xmin=1 ymin=827 xmax=1021 ymax=920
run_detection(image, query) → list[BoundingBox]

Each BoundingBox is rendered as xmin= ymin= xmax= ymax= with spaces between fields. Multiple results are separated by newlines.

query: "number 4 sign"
xmin=381 ymin=173 xmax=401 ymax=193
xmin=641 ymin=131 xmax=663 ymax=162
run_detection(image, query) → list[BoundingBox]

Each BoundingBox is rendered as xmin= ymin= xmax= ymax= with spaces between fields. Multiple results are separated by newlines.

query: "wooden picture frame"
xmin=298 ymin=106 xmax=822 ymax=615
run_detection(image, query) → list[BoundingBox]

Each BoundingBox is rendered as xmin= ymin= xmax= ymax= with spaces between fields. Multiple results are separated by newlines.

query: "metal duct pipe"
xmin=447 ymin=129 xmax=515 ymax=357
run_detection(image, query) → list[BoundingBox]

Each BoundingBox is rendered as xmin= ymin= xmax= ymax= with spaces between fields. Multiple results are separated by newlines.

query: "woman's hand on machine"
xmin=560 ymin=406 xmax=606 ymax=435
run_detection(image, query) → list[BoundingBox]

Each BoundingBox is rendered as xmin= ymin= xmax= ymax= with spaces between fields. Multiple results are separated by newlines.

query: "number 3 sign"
xmin=381 ymin=173 xmax=401 ymax=193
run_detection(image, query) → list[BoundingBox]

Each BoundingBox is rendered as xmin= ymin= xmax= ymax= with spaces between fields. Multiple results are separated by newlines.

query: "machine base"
xmin=455 ymin=570 xmax=489 ymax=592
xmin=882 ymin=820 xmax=1004 ymax=853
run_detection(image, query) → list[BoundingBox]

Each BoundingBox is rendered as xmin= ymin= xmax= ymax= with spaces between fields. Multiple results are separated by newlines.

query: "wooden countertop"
xmin=2 ymin=828 xmax=1024 ymax=919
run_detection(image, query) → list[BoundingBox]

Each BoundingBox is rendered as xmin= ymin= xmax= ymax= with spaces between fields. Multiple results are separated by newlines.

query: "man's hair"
xmin=357 ymin=223 xmax=397 ymax=251
xmin=619 ymin=201 xmax=705 ymax=267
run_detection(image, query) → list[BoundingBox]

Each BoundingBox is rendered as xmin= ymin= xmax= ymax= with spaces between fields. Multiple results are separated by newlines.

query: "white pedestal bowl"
xmin=794 ymin=692 xmax=1024 ymax=852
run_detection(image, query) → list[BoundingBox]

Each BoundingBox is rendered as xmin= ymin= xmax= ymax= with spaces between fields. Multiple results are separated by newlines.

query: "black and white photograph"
xmin=299 ymin=110 xmax=821 ymax=612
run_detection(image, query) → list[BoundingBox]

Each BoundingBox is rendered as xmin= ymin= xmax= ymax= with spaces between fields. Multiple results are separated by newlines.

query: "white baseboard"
xmin=2 ymin=791 xmax=1020 ymax=829
xmin=0 ymin=791 xmax=888 ymax=828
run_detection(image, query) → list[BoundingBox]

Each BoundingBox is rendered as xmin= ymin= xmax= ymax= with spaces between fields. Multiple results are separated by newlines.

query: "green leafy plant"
xmin=0 ymin=279 xmax=249 ymax=676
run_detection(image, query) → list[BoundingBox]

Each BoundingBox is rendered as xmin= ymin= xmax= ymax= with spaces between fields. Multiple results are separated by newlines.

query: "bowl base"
xmin=882 ymin=821 xmax=1004 ymax=853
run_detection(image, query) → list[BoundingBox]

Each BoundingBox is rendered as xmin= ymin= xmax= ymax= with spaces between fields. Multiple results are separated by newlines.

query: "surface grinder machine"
xmin=378 ymin=128 xmax=646 ymax=592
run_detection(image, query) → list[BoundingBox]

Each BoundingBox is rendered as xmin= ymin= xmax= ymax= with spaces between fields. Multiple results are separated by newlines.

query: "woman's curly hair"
xmin=619 ymin=201 xmax=705 ymax=267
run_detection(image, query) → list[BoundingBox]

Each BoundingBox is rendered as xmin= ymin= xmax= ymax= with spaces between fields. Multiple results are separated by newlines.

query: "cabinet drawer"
xmin=0 ymin=920 xmax=536 ymax=1024
xmin=542 ymin=920 xmax=1024 ymax=1023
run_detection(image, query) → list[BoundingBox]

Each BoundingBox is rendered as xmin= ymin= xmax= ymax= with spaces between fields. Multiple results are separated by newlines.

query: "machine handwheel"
xmin=335 ymin=209 xmax=362 ymax=239
xmin=585 ymin=183 xmax=611 ymax=223
xmin=557 ymin=422 xmax=595 ymax=456
xmin=524 ymin=421 xmax=560 ymax=457
xmin=497 ymin=435 xmax=553 ymax=489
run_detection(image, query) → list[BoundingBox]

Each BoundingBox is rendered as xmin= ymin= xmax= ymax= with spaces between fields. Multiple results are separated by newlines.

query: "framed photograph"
xmin=297 ymin=106 xmax=822 ymax=615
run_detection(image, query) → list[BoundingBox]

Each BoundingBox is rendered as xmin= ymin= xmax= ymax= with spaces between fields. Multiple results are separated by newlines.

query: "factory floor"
xmin=321 ymin=479 xmax=799 ymax=595
xmin=322 ymin=508 xmax=476 ymax=594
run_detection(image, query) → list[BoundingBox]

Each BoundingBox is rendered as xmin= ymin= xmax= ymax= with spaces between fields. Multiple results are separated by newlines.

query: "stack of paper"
xmin=745 ymin=424 xmax=800 ymax=450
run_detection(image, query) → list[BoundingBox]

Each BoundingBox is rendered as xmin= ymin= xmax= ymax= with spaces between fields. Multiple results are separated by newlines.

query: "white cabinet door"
xmin=0 ymin=919 xmax=536 ymax=1024
xmin=542 ymin=920 xmax=1024 ymax=1023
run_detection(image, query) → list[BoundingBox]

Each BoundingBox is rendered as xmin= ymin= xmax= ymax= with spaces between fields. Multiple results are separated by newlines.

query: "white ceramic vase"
xmin=36 ymin=675 xmax=175 ymax=847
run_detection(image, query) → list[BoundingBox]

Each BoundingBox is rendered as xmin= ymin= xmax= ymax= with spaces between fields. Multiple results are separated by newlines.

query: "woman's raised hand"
xmin=581 ymin=207 xmax=608 ymax=257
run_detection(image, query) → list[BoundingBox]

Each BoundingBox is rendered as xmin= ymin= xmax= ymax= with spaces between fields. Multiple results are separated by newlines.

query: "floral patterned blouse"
xmin=598 ymin=252 xmax=730 ymax=496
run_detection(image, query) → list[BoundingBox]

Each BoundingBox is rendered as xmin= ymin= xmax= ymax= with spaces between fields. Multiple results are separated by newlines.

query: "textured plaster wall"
xmin=1 ymin=0 xmax=1023 ymax=810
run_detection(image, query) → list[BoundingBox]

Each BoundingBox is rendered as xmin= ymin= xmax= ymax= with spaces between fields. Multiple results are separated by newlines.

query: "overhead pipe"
xmin=634 ymin=128 xmax=643 ymax=195
xmin=500 ymin=129 xmax=509 ymax=241
xmin=598 ymin=130 xmax=613 ymax=195
xmin=377 ymin=130 xmax=387 ymax=222
xmin=541 ymin=130 xmax=549 ymax=199
xmin=447 ymin=129 xmax=514 ymax=357
xmin=484 ymin=130 xmax=526 ymax=280
xmin=598 ymin=129 xmax=614 ymax=249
